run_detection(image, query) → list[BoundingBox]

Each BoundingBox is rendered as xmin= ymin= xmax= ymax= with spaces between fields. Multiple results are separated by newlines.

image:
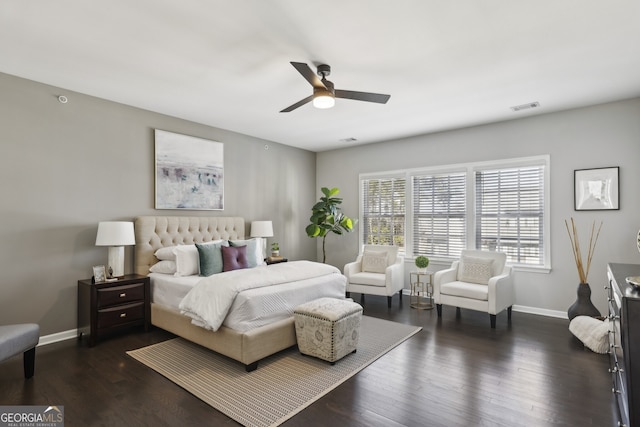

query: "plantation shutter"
xmin=412 ymin=172 xmax=466 ymax=258
xmin=361 ymin=177 xmax=406 ymax=250
xmin=475 ymin=165 xmax=545 ymax=265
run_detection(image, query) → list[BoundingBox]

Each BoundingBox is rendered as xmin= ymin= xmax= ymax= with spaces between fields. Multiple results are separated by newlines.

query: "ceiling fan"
xmin=280 ymin=62 xmax=391 ymax=113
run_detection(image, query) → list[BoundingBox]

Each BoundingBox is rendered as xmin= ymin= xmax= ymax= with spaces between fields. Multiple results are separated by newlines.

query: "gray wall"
xmin=317 ymin=98 xmax=640 ymax=316
xmin=0 ymin=72 xmax=317 ymax=335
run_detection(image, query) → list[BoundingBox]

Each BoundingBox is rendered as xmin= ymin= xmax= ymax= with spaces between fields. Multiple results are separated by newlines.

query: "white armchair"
xmin=344 ymin=245 xmax=404 ymax=308
xmin=433 ymin=250 xmax=514 ymax=328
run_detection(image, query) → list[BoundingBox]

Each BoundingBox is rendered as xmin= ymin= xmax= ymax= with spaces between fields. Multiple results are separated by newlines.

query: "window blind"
xmin=475 ymin=165 xmax=545 ymax=265
xmin=361 ymin=177 xmax=406 ymax=250
xmin=412 ymin=172 xmax=466 ymax=258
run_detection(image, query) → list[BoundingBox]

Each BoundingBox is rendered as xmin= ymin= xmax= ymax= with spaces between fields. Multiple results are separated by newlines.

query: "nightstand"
xmin=77 ymin=274 xmax=150 ymax=346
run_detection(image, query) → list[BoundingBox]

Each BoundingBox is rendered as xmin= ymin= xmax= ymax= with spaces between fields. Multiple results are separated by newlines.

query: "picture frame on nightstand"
xmin=92 ymin=265 xmax=106 ymax=283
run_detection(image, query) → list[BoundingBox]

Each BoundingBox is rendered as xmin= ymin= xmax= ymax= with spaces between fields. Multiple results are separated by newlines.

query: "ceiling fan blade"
xmin=280 ymin=95 xmax=313 ymax=113
xmin=290 ymin=62 xmax=326 ymax=89
xmin=335 ymin=89 xmax=390 ymax=104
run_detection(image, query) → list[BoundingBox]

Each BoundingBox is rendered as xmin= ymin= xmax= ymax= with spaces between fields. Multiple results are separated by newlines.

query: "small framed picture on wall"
xmin=574 ymin=166 xmax=619 ymax=211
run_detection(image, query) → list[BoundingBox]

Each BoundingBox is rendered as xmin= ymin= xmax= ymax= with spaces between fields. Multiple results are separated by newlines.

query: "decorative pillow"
xmin=149 ymin=260 xmax=177 ymax=275
xmin=362 ymin=250 xmax=388 ymax=274
xmin=229 ymin=239 xmax=263 ymax=268
xmin=173 ymin=245 xmax=200 ymax=276
xmin=569 ymin=316 xmax=610 ymax=354
xmin=154 ymin=246 xmax=177 ymax=261
xmin=196 ymin=241 xmax=229 ymax=277
xmin=458 ymin=256 xmax=494 ymax=285
xmin=222 ymin=245 xmax=249 ymax=272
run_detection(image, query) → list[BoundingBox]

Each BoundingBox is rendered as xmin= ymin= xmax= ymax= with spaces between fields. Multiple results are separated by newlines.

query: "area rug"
xmin=127 ymin=316 xmax=421 ymax=427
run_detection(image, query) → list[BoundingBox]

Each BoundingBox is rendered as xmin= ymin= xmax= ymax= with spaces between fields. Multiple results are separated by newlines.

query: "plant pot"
xmin=567 ymin=282 xmax=601 ymax=320
xmin=271 ymin=250 xmax=279 ymax=257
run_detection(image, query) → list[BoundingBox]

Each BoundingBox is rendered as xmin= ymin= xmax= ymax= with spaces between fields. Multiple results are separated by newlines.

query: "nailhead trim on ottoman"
xmin=294 ymin=297 xmax=363 ymax=364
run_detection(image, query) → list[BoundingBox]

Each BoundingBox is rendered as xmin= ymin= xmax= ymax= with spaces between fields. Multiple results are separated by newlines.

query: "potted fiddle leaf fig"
xmin=305 ymin=187 xmax=355 ymax=263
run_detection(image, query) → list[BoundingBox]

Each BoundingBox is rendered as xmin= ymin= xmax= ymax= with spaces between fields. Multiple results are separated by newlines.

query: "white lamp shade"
xmin=95 ymin=221 xmax=136 ymax=246
xmin=250 ymin=221 xmax=273 ymax=238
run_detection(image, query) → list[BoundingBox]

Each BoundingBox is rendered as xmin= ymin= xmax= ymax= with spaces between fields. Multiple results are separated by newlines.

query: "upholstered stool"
xmin=294 ymin=297 xmax=362 ymax=364
xmin=0 ymin=323 xmax=40 ymax=379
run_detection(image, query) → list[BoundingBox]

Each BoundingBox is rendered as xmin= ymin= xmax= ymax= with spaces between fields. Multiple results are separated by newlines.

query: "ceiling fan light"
xmin=313 ymin=91 xmax=335 ymax=109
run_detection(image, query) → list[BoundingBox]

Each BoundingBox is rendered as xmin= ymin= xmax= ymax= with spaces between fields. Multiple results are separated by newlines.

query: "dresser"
xmin=77 ymin=274 xmax=151 ymax=346
xmin=607 ymin=263 xmax=640 ymax=427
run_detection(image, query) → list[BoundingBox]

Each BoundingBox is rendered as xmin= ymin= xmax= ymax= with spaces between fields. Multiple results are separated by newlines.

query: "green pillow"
xmin=196 ymin=241 xmax=229 ymax=276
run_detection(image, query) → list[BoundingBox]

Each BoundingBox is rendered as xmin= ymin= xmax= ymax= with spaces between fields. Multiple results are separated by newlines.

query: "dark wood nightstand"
xmin=77 ymin=274 xmax=150 ymax=347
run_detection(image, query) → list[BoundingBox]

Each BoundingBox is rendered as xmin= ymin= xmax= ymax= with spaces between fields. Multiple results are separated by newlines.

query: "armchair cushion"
xmin=441 ymin=281 xmax=489 ymax=301
xmin=458 ymin=256 xmax=495 ymax=285
xmin=361 ymin=250 xmax=388 ymax=273
xmin=348 ymin=272 xmax=387 ymax=287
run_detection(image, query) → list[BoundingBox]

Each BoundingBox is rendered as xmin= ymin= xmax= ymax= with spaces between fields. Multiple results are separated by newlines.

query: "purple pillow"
xmin=221 ymin=245 xmax=249 ymax=272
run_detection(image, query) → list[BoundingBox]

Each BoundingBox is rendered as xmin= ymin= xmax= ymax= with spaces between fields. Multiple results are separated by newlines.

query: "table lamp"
xmin=250 ymin=220 xmax=273 ymax=259
xmin=95 ymin=221 xmax=135 ymax=277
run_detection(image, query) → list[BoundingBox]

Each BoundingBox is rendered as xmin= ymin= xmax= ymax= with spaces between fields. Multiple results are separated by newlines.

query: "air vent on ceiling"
xmin=340 ymin=137 xmax=358 ymax=143
xmin=511 ymin=102 xmax=540 ymax=112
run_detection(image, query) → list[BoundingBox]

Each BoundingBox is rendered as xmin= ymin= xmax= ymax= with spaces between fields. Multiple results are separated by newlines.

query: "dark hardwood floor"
xmin=1 ymin=296 xmax=618 ymax=426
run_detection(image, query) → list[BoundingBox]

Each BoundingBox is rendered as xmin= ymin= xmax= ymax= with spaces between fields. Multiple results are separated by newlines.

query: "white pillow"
xmin=362 ymin=250 xmax=388 ymax=274
xmin=154 ymin=246 xmax=177 ymax=261
xmin=149 ymin=260 xmax=177 ymax=275
xmin=229 ymin=238 xmax=264 ymax=268
xmin=458 ymin=256 xmax=494 ymax=285
xmin=569 ymin=316 xmax=610 ymax=354
xmin=173 ymin=245 xmax=200 ymax=276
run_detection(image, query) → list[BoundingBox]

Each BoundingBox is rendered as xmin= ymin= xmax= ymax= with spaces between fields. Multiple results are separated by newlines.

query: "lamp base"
xmin=107 ymin=246 xmax=125 ymax=277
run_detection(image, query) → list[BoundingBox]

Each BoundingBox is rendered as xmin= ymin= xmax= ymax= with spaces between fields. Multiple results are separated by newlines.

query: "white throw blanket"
xmin=179 ymin=260 xmax=341 ymax=331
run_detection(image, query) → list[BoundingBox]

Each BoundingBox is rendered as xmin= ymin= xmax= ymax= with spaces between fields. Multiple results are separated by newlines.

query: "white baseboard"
xmin=512 ymin=305 xmax=568 ymax=319
xmin=37 ymin=329 xmax=78 ymax=347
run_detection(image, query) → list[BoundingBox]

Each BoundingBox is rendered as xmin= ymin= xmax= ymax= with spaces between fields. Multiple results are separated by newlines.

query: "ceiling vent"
xmin=340 ymin=137 xmax=358 ymax=143
xmin=511 ymin=102 xmax=540 ymax=112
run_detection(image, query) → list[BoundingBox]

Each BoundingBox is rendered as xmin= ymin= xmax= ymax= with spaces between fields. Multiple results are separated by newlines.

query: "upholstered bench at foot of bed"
xmin=294 ymin=297 xmax=362 ymax=364
xmin=0 ymin=323 xmax=40 ymax=379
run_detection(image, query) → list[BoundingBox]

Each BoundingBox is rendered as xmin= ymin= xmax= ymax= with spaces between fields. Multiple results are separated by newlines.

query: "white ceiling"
xmin=2 ymin=1 xmax=640 ymax=152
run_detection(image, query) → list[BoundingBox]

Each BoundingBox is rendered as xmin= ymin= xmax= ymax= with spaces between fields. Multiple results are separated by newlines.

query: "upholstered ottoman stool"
xmin=294 ymin=297 xmax=362 ymax=364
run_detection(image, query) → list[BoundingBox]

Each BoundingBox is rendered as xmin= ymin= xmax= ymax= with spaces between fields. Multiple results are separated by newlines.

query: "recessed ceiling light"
xmin=511 ymin=102 xmax=540 ymax=112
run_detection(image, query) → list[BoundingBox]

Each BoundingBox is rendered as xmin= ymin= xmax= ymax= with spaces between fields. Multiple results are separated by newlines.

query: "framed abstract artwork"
xmin=574 ymin=166 xmax=619 ymax=211
xmin=155 ymin=129 xmax=224 ymax=210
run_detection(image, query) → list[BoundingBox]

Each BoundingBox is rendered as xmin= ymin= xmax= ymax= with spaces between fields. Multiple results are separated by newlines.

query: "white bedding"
xmin=149 ymin=261 xmax=346 ymax=333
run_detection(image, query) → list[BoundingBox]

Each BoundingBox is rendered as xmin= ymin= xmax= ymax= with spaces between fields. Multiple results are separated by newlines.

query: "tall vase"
xmin=567 ymin=282 xmax=601 ymax=320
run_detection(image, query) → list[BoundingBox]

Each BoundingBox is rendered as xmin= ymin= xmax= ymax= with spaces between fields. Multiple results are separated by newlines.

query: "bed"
xmin=133 ymin=215 xmax=347 ymax=371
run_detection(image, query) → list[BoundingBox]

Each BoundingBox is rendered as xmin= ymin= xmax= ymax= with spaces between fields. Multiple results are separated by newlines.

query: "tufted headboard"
xmin=134 ymin=216 xmax=245 ymax=275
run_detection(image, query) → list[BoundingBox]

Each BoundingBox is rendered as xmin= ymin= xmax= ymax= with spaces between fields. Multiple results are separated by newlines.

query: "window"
xmin=412 ymin=172 xmax=466 ymax=258
xmin=475 ymin=165 xmax=545 ymax=266
xmin=359 ymin=156 xmax=549 ymax=270
xmin=360 ymin=176 xmax=406 ymax=250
